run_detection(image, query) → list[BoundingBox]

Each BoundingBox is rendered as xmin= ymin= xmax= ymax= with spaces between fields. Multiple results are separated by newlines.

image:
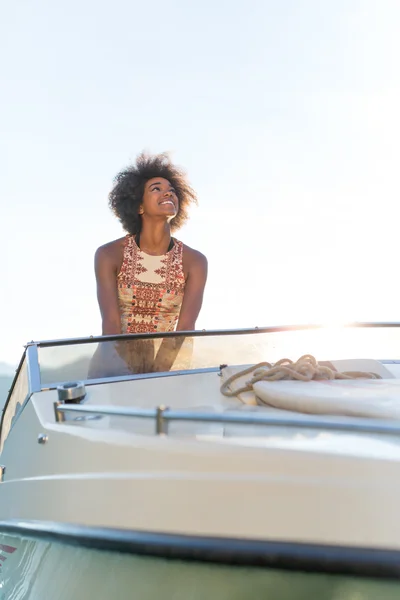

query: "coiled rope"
xmin=220 ymin=354 xmax=381 ymax=398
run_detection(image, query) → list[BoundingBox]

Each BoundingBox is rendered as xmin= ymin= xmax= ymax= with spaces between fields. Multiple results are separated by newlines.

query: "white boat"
xmin=1 ymin=323 xmax=400 ymax=599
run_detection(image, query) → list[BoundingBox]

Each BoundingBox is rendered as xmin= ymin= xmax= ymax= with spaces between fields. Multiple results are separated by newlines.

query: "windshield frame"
xmin=8 ymin=321 xmax=400 ymax=397
xmin=32 ymin=321 xmax=400 ymax=347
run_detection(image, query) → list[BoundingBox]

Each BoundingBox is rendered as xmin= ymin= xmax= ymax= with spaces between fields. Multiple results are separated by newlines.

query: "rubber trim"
xmin=0 ymin=520 xmax=399 ymax=580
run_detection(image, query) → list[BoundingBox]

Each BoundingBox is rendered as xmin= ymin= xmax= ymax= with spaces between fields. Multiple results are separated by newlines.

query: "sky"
xmin=1 ymin=0 xmax=400 ymax=365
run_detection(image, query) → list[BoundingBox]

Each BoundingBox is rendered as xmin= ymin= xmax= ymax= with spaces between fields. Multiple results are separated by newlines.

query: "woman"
xmin=92 ymin=152 xmax=207 ymax=375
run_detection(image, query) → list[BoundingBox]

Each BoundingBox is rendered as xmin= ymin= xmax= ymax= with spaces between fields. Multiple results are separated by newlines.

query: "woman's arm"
xmin=177 ymin=248 xmax=208 ymax=331
xmin=152 ymin=249 xmax=207 ymax=372
xmin=94 ymin=245 xmax=122 ymax=335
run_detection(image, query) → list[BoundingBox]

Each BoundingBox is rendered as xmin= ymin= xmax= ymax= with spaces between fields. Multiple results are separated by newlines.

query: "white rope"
xmin=220 ymin=354 xmax=381 ymax=398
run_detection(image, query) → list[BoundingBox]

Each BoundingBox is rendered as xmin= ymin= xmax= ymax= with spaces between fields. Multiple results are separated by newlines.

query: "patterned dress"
xmin=117 ymin=235 xmax=186 ymax=333
xmin=89 ymin=236 xmax=189 ymax=378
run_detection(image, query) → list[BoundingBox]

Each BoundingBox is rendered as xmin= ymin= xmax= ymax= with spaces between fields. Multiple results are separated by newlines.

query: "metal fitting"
xmin=57 ymin=381 xmax=86 ymax=404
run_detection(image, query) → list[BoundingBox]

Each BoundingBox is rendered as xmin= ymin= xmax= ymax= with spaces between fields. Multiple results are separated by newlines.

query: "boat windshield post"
xmin=25 ymin=343 xmax=41 ymax=394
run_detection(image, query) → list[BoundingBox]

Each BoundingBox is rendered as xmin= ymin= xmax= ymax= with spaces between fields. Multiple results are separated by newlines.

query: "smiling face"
xmin=139 ymin=177 xmax=179 ymax=220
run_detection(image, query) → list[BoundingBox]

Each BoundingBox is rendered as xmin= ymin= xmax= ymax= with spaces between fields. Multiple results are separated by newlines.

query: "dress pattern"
xmin=117 ymin=235 xmax=186 ymax=333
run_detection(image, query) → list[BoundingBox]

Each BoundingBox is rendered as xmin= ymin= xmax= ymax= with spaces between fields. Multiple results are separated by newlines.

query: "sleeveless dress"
xmin=88 ymin=235 xmax=187 ymax=378
xmin=117 ymin=235 xmax=186 ymax=333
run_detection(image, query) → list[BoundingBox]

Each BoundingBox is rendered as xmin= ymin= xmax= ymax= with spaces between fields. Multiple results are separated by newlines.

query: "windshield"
xmin=37 ymin=325 xmax=400 ymax=388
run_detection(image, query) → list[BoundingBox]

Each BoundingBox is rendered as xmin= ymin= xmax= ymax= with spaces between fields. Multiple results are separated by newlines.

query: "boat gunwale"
xmin=0 ymin=519 xmax=400 ymax=580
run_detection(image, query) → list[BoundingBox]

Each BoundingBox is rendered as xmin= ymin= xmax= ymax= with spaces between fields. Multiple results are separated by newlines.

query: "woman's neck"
xmin=137 ymin=222 xmax=172 ymax=255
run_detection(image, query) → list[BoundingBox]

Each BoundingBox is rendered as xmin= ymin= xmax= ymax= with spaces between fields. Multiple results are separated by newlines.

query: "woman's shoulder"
xmin=95 ymin=236 xmax=128 ymax=269
xmin=180 ymin=241 xmax=208 ymax=269
xmin=96 ymin=236 xmax=127 ymax=254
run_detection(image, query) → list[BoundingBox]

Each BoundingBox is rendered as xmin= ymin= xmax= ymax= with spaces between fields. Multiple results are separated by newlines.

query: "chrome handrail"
xmin=53 ymin=402 xmax=400 ymax=436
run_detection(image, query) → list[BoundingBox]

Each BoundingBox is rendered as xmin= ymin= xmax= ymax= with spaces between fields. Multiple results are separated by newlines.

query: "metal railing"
xmin=53 ymin=402 xmax=400 ymax=437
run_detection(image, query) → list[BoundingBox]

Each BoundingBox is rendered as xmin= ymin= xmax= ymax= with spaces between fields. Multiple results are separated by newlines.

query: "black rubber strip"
xmin=0 ymin=520 xmax=399 ymax=580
